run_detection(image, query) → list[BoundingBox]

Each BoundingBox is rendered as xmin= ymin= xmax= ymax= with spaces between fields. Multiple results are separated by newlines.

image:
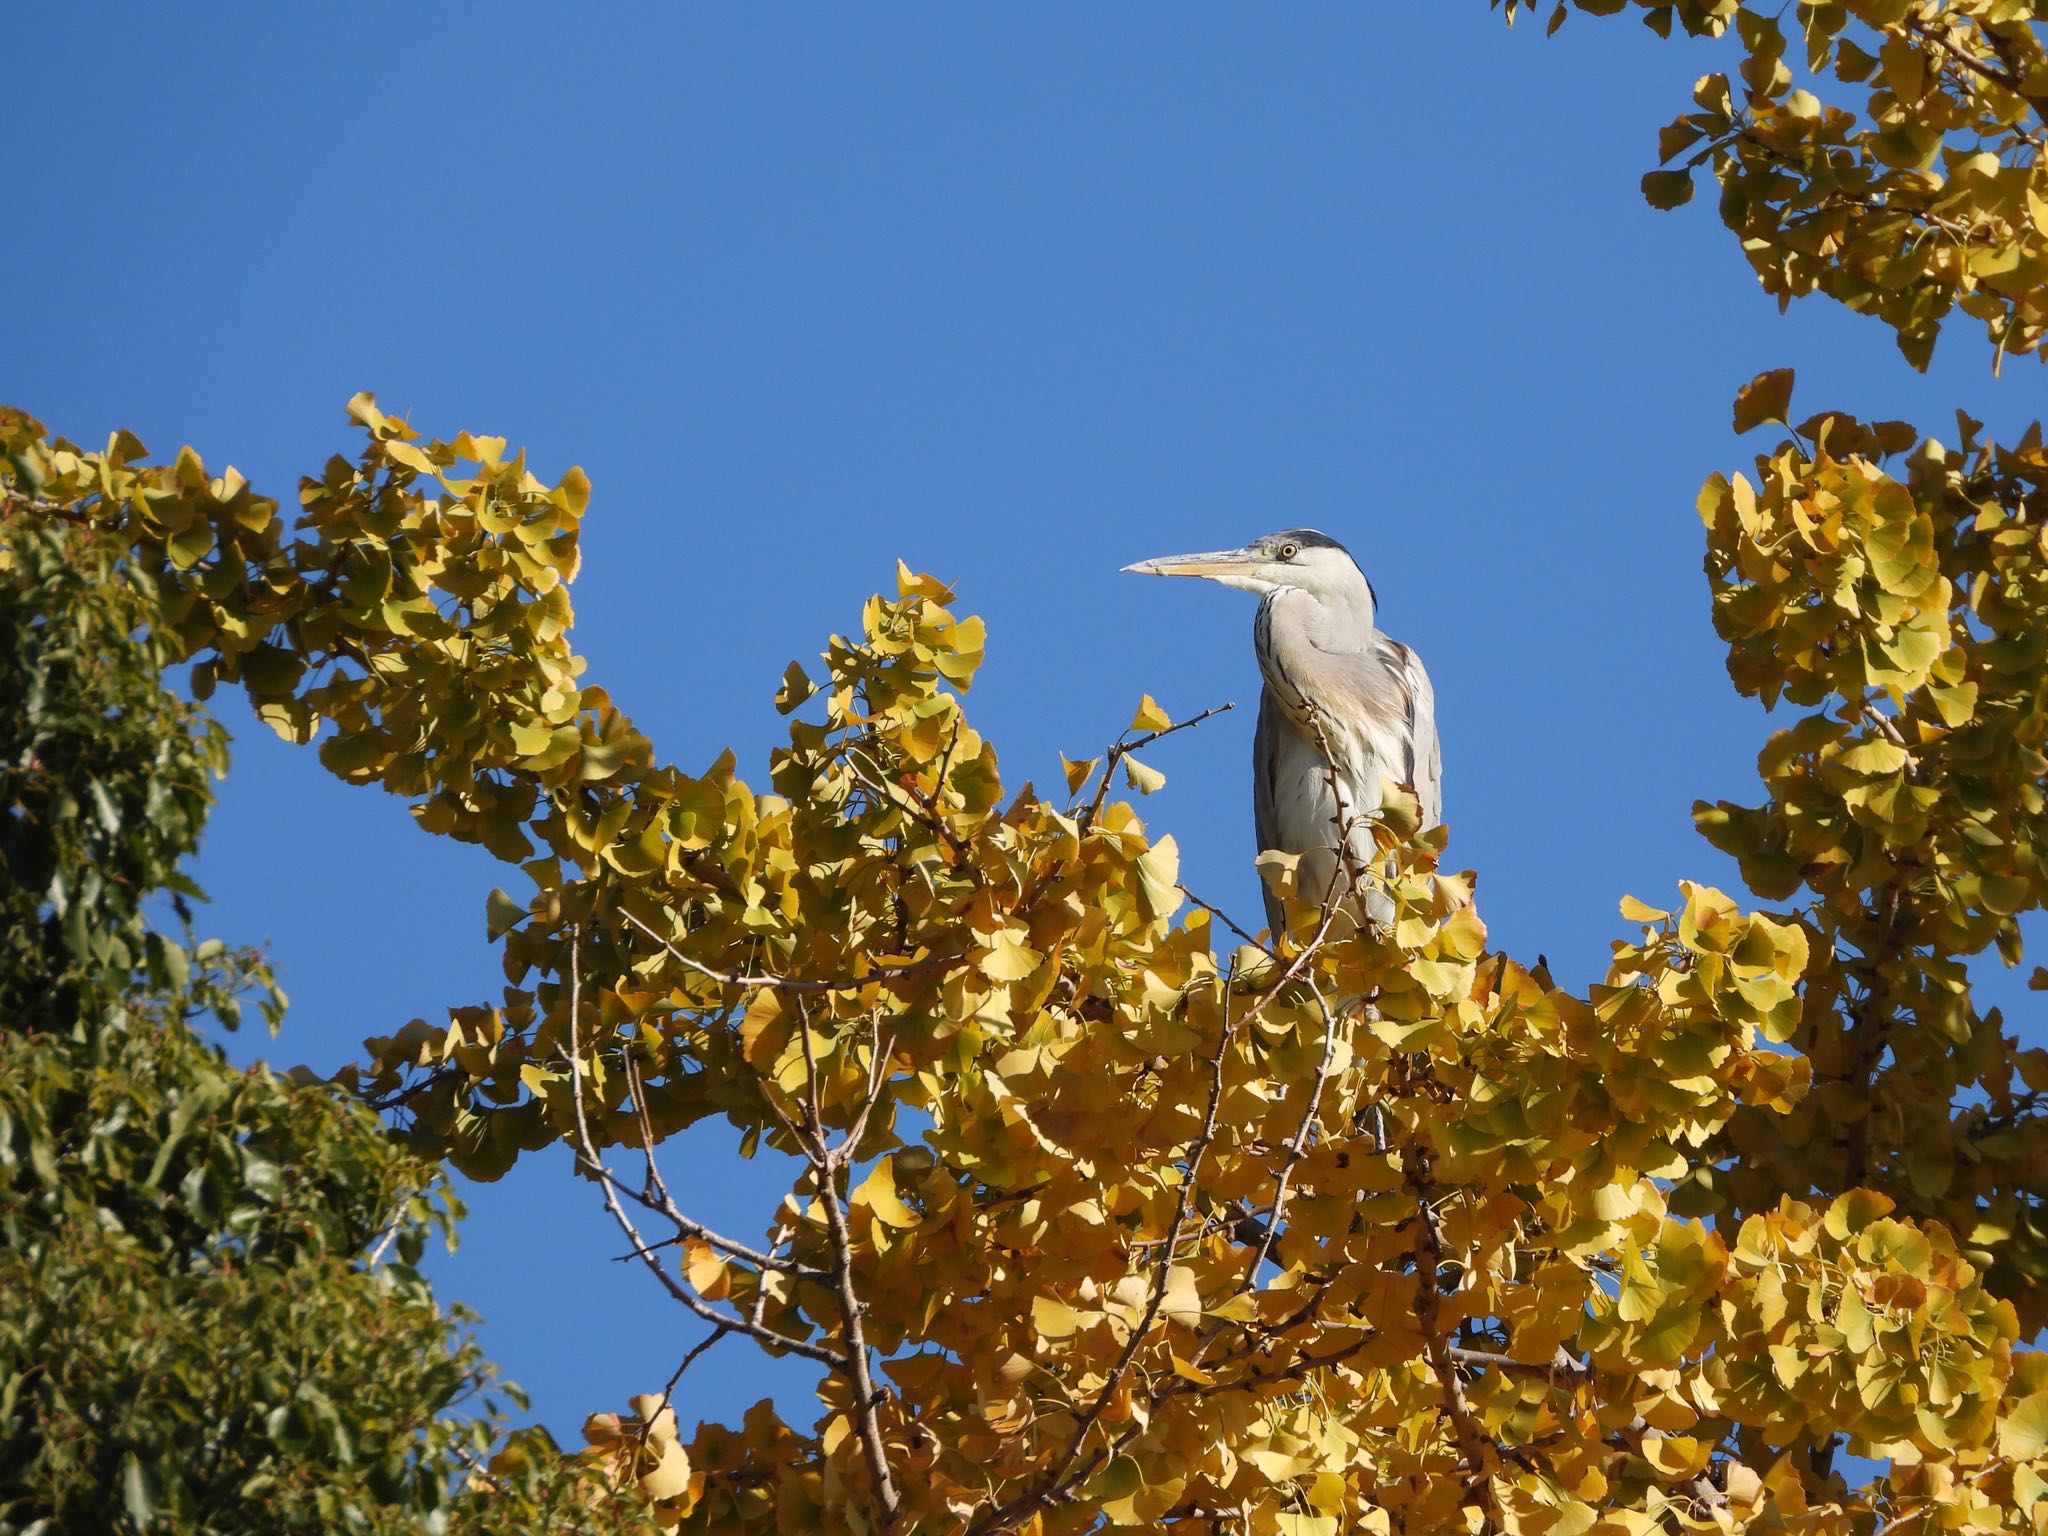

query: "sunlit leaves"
xmin=1508 ymin=1 xmax=2048 ymax=370
xmin=0 ymin=482 xmax=629 ymax=1531
xmin=16 ymin=389 xmax=2048 ymax=1535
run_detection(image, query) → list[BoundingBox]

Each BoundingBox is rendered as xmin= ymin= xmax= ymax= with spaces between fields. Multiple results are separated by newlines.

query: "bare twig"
xmin=1447 ymin=1346 xmax=1589 ymax=1382
xmin=656 ymin=1326 xmax=731 ymax=1417
xmin=1081 ymin=701 xmax=1236 ymax=825
xmin=562 ymin=926 xmax=847 ymax=1371
xmin=795 ymin=1001 xmax=901 ymax=1524
xmin=833 ymin=1022 xmax=895 ymax=1167
xmin=601 ymin=1229 xmax=827 ymax=1282
xmin=614 ymin=1041 xmax=821 ymax=1276
xmin=1859 ymin=701 xmax=1921 ymax=787
xmin=1177 ymin=883 xmax=1273 ymax=958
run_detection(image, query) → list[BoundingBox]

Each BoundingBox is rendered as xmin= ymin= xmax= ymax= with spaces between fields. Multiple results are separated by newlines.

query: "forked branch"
xmin=560 ymin=927 xmax=848 ymax=1372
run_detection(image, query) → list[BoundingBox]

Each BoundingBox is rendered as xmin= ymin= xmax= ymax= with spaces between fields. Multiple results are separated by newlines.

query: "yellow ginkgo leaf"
xmin=1122 ymin=755 xmax=1166 ymax=794
xmin=1129 ymin=693 xmax=1172 ymax=732
xmin=856 ymin=1156 xmax=921 ymax=1229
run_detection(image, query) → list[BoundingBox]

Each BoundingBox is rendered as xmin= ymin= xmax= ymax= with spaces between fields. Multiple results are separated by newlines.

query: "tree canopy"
xmin=0 ymin=493 xmax=624 ymax=1534
xmin=7 ymin=3 xmax=2048 ymax=1532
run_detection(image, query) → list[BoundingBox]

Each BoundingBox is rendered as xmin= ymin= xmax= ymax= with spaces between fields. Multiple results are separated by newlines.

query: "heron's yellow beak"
xmin=1119 ymin=547 xmax=1260 ymax=578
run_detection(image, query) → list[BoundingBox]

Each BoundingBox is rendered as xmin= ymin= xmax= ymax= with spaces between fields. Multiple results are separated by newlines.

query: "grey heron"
xmin=1121 ymin=528 xmax=1441 ymax=933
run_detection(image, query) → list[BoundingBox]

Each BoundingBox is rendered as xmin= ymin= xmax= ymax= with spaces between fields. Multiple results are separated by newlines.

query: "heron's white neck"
xmin=1264 ymin=580 xmax=1376 ymax=654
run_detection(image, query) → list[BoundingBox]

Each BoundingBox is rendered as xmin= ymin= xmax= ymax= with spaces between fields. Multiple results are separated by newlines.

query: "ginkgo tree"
xmin=6 ymin=3 xmax=2048 ymax=1530
xmin=3 ymin=364 xmax=2043 ymax=1532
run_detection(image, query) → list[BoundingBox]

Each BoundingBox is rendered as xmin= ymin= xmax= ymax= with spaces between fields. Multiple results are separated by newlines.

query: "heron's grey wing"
xmin=1252 ymin=686 xmax=1287 ymax=934
xmin=1377 ymin=636 xmax=1443 ymax=828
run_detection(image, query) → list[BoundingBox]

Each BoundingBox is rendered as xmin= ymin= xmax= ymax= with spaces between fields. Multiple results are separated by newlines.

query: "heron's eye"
xmin=1278 ymin=541 xmax=1299 ymax=560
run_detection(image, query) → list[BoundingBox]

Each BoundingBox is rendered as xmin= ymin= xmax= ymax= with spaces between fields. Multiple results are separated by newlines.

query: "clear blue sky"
xmin=11 ymin=4 xmax=2042 ymax=1445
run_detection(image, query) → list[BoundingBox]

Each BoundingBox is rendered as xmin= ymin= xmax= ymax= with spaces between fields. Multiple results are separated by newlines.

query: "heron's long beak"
xmin=1119 ymin=547 xmax=1260 ymax=579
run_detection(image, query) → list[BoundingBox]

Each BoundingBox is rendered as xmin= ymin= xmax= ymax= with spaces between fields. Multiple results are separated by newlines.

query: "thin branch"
xmin=364 ymin=1202 xmax=408 ymax=1267
xmin=1230 ymin=873 xmax=1351 ymax=1042
xmin=1859 ymin=701 xmax=1920 ymax=784
xmin=796 ymin=1001 xmax=901 ymax=1524
xmin=602 ymin=1230 xmax=827 ymax=1282
xmin=362 ymin=1064 xmax=463 ymax=1113
xmin=1187 ymin=1258 xmax=1363 ymax=1380
xmin=995 ymin=1277 xmax=1379 ymax=1536
xmin=1082 ymin=701 xmax=1236 ymax=825
xmin=1156 ymin=1323 xmax=1378 ymax=1408
xmin=1842 ymin=880 xmax=1909 ymax=1191
xmin=562 ymin=926 xmax=847 ymax=1371
xmin=1970 ymin=1087 xmax=2046 ymax=1136
xmin=1177 ymin=883 xmax=1273 ymax=958
xmin=844 ymin=743 xmax=973 ymax=863
xmin=832 ymin=1022 xmax=895 ymax=1169
xmin=1238 ymin=977 xmax=1341 ymax=1288
xmin=1908 ymin=15 xmax=2048 ymax=121
xmin=0 ymin=489 xmax=97 ymax=527
xmin=614 ymin=1040 xmax=820 ymax=1276
xmin=1447 ymin=1346 xmax=1589 ymax=1382
xmin=1404 ymin=1121 xmax=1500 ymax=1523
xmin=1732 ymin=125 xmax=1990 ymax=245
xmin=655 ymin=1326 xmax=731 ymax=1419
xmin=617 ymin=906 xmax=937 ymax=994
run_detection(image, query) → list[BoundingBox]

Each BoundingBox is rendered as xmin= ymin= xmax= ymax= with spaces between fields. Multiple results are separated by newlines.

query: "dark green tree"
xmin=0 ymin=410 xmax=629 ymax=1534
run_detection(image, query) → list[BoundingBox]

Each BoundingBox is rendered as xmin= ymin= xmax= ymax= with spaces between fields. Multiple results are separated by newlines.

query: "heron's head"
xmin=1120 ymin=528 xmax=1364 ymax=600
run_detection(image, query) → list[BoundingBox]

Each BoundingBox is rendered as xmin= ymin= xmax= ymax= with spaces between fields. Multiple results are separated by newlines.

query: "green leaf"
xmin=166 ymin=519 xmax=216 ymax=570
xmin=486 ymin=888 xmax=528 ymax=941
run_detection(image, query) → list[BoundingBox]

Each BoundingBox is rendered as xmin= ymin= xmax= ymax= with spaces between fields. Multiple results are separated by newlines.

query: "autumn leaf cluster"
xmin=6 ymin=349 xmax=2046 ymax=1534
xmin=7 ymin=4 xmax=2048 ymax=1530
xmin=1506 ymin=0 xmax=2048 ymax=369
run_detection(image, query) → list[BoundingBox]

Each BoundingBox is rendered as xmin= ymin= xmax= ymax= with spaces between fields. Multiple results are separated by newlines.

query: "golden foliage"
xmin=4 ymin=372 xmax=2045 ymax=1532
xmin=1503 ymin=0 xmax=2048 ymax=370
xmin=1698 ymin=382 xmax=2048 ymax=1339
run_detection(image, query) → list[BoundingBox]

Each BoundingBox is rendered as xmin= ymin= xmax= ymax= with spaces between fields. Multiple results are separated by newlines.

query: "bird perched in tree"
xmin=1121 ymin=528 xmax=1441 ymax=933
